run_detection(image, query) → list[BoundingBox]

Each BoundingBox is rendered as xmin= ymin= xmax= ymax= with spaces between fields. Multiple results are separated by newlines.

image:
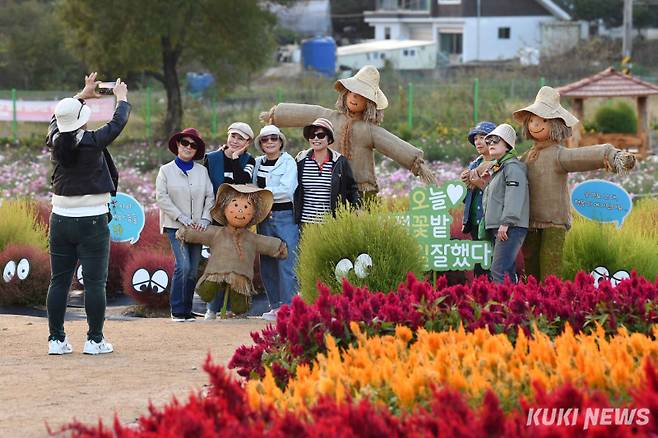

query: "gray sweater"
xmin=483 ymin=158 xmax=529 ymax=229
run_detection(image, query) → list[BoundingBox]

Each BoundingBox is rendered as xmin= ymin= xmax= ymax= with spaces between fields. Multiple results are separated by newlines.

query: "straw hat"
xmin=168 ymin=127 xmax=206 ymax=160
xmin=255 ymin=125 xmax=287 ymax=151
xmin=227 ymin=122 xmax=254 ymax=141
xmin=303 ymin=117 xmax=335 ymax=144
xmin=485 ymin=124 xmax=517 ymax=150
xmin=210 ymin=183 xmax=273 ymax=226
xmin=513 ymin=86 xmax=579 ymax=128
xmin=335 ymin=65 xmax=389 ymax=110
xmin=54 ymin=98 xmax=92 ymax=133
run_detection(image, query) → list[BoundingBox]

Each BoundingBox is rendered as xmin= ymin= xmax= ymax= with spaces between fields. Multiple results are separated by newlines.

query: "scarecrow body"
xmin=262 ymin=65 xmax=436 ymax=194
xmin=513 ymin=87 xmax=636 ymax=281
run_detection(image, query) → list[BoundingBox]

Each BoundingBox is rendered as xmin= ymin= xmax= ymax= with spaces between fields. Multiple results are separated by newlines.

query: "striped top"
xmin=300 ymin=154 xmax=334 ymax=224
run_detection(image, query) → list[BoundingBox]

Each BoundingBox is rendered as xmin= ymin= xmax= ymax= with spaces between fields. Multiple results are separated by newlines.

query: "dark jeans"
xmin=47 ymin=213 xmax=110 ymax=343
xmin=489 ymin=226 xmax=527 ymax=284
xmin=257 ymin=209 xmax=300 ymax=309
xmin=165 ymin=228 xmax=201 ymax=315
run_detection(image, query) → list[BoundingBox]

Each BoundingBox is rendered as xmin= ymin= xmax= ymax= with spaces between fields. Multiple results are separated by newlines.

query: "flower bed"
xmin=247 ymin=323 xmax=658 ymax=413
xmin=229 ymin=273 xmax=658 ymax=386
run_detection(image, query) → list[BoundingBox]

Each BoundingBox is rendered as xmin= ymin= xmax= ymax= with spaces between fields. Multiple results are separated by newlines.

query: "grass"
xmin=0 ymin=198 xmax=48 ymax=251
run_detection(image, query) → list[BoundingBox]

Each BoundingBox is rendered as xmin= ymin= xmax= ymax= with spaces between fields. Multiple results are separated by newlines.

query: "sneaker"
xmin=48 ymin=337 xmax=73 ymax=355
xmin=83 ymin=338 xmax=113 ymax=355
xmin=184 ymin=313 xmax=196 ymax=321
xmin=204 ymin=310 xmax=217 ymax=320
xmin=262 ymin=308 xmax=279 ymax=322
xmin=171 ymin=313 xmax=186 ymax=322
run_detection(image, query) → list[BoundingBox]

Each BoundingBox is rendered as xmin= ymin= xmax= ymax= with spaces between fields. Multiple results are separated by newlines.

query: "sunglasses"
xmin=260 ymin=134 xmax=280 ymax=143
xmin=485 ymin=136 xmax=502 ymax=146
xmin=179 ymin=139 xmax=198 ymax=149
xmin=307 ymin=131 xmax=328 ymax=140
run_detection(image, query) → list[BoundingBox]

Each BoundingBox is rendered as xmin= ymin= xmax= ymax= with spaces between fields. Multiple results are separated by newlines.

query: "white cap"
xmin=227 ymin=122 xmax=254 ymax=141
xmin=485 ymin=123 xmax=517 ymax=150
xmin=54 ymin=98 xmax=91 ymax=133
xmin=255 ymin=125 xmax=287 ymax=151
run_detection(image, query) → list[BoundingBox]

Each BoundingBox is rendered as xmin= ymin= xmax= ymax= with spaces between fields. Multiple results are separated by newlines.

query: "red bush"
xmin=133 ymin=209 xmax=170 ymax=252
xmin=122 ymin=250 xmax=174 ymax=309
xmin=0 ymin=244 xmax=50 ymax=306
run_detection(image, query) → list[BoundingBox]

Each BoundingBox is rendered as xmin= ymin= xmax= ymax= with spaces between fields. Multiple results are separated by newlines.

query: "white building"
xmin=337 ymin=40 xmax=437 ymax=71
xmin=364 ymin=0 xmax=582 ymax=64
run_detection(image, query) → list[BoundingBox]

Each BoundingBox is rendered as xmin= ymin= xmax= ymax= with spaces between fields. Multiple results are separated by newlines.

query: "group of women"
xmin=155 ymin=117 xmax=360 ymax=322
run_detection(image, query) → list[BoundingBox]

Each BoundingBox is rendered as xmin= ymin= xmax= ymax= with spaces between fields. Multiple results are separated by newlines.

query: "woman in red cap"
xmin=156 ymin=128 xmax=214 ymax=321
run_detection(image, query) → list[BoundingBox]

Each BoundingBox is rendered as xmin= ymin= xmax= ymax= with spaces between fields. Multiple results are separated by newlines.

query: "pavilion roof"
xmin=558 ymin=67 xmax=658 ymax=98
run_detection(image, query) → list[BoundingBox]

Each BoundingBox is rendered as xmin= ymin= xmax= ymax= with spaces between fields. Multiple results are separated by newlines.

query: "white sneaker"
xmin=262 ymin=308 xmax=278 ymax=322
xmin=48 ymin=338 xmax=73 ymax=355
xmin=83 ymin=338 xmax=114 ymax=355
xmin=204 ymin=310 xmax=217 ymax=320
xmin=171 ymin=313 xmax=186 ymax=322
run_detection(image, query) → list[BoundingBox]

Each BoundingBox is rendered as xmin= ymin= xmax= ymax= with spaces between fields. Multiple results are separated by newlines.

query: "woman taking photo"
xmin=46 ymin=72 xmax=130 ymax=355
xmin=252 ymin=125 xmax=298 ymax=321
xmin=294 ymin=118 xmax=360 ymax=225
xmin=156 ymin=128 xmax=214 ymax=321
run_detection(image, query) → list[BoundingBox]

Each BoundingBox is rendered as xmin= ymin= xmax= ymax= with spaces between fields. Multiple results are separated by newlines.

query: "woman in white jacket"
xmin=156 ymin=128 xmax=214 ymax=321
xmin=253 ymin=125 xmax=299 ymax=321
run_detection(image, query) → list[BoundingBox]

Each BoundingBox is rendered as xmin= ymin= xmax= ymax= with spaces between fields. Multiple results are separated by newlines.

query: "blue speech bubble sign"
xmin=108 ymin=192 xmax=146 ymax=244
xmin=570 ymin=180 xmax=632 ymax=228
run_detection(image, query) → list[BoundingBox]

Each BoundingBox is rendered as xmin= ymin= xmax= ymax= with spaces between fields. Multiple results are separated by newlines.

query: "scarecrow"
xmin=176 ymin=183 xmax=287 ymax=317
xmin=260 ymin=65 xmax=437 ymax=196
xmin=511 ymin=86 xmax=636 ymax=281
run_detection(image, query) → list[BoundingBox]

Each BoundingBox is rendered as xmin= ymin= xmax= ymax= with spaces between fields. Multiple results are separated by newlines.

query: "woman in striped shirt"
xmin=252 ymin=125 xmax=299 ymax=321
xmin=294 ymin=118 xmax=360 ymax=225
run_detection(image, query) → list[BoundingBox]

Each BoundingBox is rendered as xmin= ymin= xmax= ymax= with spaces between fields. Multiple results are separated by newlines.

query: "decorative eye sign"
xmin=571 ymin=180 xmax=632 ymax=228
xmin=131 ymin=268 xmax=170 ymax=294
xmin=201 ymin=245 xmax=211 ymax=259
xmin=76 ymin=264 xmax=84 ymax=285
xmin=3 ymin=258 xmax=30 ymax=283
xmin=590 ymin=266 xmax=631 ymax=288
xmin=335 ymin=254 xmax=374 ymax=282
xmin=109 ymin=192 xmax=146 ymax=244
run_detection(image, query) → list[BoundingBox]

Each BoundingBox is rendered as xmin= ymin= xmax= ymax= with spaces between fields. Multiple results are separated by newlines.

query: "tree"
xmin=57 ymin=0 xmax=281 ymax=135
xmin=0 ymin=0 xmax=85 ymax=89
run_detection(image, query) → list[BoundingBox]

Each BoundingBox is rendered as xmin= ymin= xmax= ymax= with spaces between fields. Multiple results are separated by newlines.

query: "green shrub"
xmin=296 ymin=202 xmax=425 ymax=303
xmin=0 ymin=198 xmax=48 ymax=252
xmin=561 ymin=198 xmax=658 ymax=279
xmin=593 ymin=101 xmax=638 ymax=134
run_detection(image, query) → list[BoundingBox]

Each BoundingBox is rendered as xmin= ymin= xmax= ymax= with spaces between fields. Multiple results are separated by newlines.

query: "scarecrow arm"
xmin=558 ymin=144 xmax=636 ymax=174
xmin=253 ymin=234 xmax=287 ymax=259
xmin=371 ymin=126 xmax=438 ymax=185
xmin=260 ymin=103 xmax=333 ymax=128
xmin=175 ymin=226 xmax=219 ymax=245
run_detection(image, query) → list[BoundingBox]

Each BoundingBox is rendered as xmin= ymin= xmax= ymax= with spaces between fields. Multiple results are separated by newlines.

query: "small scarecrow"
xmin=260 ymin=65 xmax=437 ymax=196
xmin=512 ymin=86 xmax=636 ymax=281
xmin=176 ymin=183 xmax=287 ymax=317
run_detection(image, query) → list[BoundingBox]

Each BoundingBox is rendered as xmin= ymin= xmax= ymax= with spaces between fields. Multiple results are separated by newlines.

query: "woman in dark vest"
xmin=45 ymin=73 xmax=130 ymax=355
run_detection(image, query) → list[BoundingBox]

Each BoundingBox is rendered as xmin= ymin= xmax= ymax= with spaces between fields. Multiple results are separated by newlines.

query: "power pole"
xmin=622 ymin=0 xmax=633 ymax=74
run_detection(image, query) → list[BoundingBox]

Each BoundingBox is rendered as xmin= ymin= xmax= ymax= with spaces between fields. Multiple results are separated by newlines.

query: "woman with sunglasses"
xmin=252 ymin=125 xmax=299 ymax=321
xmin=294 ymin=118 xmax=360 ymax=225
xmin=156 ymin=128 xmax=214 ymax=321
xmin=480 ymin=124 xmax=529 ymax=284
xmin=45 ymin=73 xmax=129 ymax=355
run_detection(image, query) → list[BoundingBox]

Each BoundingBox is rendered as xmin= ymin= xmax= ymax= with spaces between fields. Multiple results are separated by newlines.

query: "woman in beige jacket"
xmin=155 ymin=128 xmax=214 ymax=321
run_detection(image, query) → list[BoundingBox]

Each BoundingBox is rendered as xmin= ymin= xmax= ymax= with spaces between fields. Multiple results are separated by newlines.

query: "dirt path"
xmin=0 ymin=314 xmax=268 ymax=437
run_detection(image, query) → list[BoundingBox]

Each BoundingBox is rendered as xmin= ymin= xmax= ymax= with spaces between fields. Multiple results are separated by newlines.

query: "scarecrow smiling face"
xmin=225 ymin=196 xmax=256 ymax=228
xmin=346 ymin=91 xmax=368 ymax=114
xmin=527 ymin=115 xmax=551 ymax=141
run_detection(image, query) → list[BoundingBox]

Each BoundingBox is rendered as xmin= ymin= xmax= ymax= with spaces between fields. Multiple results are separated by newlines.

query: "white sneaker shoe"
xmin=204 ymin=310 xmax=217 ymax=320
xmin=48 ymin=338 xmax=73 ymax=355
xmin=83 ymin=338 xmax=114 ymax=355
xmin=262 ymin=308 xmax=279 ymax=322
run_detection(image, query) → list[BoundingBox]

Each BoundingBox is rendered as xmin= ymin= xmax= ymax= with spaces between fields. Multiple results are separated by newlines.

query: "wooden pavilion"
xmin=557 ymin=67 xmax=658 ymax=159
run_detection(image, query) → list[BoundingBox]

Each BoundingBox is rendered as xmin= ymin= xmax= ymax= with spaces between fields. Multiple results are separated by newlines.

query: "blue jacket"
xmin=462 ymin=155 xmax=485 ymax=232
xmin=252 ymin=152 xmax=297 ymax=204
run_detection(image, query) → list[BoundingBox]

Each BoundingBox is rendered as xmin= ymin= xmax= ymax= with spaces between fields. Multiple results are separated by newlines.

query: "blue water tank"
xmin=186 ymin=72 xmax=215 ymax=94
xmin=301 ymin=37 xmax=336 ymax=77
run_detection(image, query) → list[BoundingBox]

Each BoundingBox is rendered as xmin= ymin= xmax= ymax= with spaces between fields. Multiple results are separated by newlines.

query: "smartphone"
xmin=97 ymin=81 xmax=115 ymax=95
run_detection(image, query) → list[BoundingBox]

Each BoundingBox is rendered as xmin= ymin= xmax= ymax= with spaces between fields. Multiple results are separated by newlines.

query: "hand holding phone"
xmin=96 ymin=82 xmax=116 ymax=95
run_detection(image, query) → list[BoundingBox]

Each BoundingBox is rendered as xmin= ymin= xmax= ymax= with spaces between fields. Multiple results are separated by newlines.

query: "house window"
xmin=498 ymin=27 xmax=511 ymax=39
xmin=403 ymin=49 xmax=408 ymax=56
xmin=403 ymin=49 xmax=416 ymax=57
xmin=384 ymin=26 xmax=391 ymax=40
xmin=439 ymin=32 xmax=462 ymax=55
xmin=376 ymin=0 xmax=429 ymax=11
